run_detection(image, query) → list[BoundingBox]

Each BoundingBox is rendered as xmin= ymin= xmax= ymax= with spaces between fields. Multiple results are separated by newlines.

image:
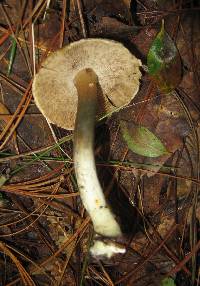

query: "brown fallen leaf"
xmin=85 ymin=0 xmax=132 ymax=22
xmin=142 ymin=175 xmax=165 ymax=214
xmin=111 ymin=89 xmax=190 ymax=178
xmin=90 ymin=16 xmax=139 ymax=38
xmin=17 ymin=9 xmax=61 ymax=53
xmin=0 ymin=101 xmax=19 ymax=153
xmin=122 ymin=0 xmax=131 ymax=8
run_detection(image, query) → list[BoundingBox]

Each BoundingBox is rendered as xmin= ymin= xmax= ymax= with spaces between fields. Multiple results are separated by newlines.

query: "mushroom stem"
xmin=73 ymin=68 xmax=122 ymax=239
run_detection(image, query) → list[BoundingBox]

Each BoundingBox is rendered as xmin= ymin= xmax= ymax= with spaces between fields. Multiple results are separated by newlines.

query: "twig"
xmin=43 ymin=0 xmax=51 ymax=21
xmin=76 ymin=0 xmax=87 ymax=38
xmin=46 ymin=119 xmax=71 ymax=159
xmin=31 ymin=23 xmax=36 ymax=76
xmin=59 ymin=0 xmax=67 ymax=48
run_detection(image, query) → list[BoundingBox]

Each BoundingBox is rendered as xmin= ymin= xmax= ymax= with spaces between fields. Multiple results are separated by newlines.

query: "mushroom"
xmin=32 ymin=38 xmax=141 ymax=258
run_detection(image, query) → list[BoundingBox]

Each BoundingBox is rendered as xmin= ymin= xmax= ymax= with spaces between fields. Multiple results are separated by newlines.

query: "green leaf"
xmin=0 ymin=175 xmax=7 ymax=187
xmin=120 ymin=121 xmax=169 ymax=158
xmin=7 ymin=36 xmax=17 ymax=76
xmin=161 ymin=277 xmax=176 ymax=286
xmin=147 ymin=20 xmax=181 ymax=93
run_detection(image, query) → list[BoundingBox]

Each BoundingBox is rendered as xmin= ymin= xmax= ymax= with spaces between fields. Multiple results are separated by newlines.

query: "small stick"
xmin=43 ymin=0 xmax=51 ymax=21
xmin=76 ymin=0 xmax=87 ymax=38
xmin=59 ymin=0 xmax=67 ymax=48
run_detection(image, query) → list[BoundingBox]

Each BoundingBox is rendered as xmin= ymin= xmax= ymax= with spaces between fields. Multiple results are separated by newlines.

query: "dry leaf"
xmin=122 ymin=0 xmax=131 ymax=8
xmin=0 ymin=101 xmax=18 ymax=153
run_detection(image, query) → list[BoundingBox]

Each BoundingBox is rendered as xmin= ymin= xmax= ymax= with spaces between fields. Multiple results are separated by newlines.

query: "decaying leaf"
xmin=120 ymin=120 xmax=169 ymax=157
xmin=122 ymin=0 xmax=131 ymax=8
xmin=90 ymin=16 xmax=139 ymax=39
xmin=0 ymin=101 xmax=18 ymax=152
xmin=0 ymin=175 xmax=7 ymax=187
xmin=84 ymin=0 xmax=132 ymax=22
xmin=110 ymin=94 xmax=190 ymax=180
xmin=147 ymin=20 xmax=182 ymax=93
xmin=0 ymin=175 xmax=8 ymax=207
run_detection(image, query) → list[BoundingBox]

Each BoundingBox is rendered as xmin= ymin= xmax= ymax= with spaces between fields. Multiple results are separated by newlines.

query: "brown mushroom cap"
xmin=32 ymin=38 xmax=141 ymax=130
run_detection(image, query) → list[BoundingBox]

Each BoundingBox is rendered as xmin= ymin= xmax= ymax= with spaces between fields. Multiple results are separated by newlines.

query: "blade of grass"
xmin=7 ymin=37 xmax=17 ymax=75
xmin=43 ymin=0 xmax=51 ymax=21
xmin=80 ymin=228 xmax=93 ymax=286
xmin=9 ymin=135 xmax=72 ymax=176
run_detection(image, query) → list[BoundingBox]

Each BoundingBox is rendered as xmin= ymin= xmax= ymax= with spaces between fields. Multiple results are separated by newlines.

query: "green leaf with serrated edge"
xmin=120 ymin=121 xmax=169 ymax=158
xmin=161 ymin=277 xmax=176 ymax=286
xmin=147 ymin=20 xmax=181 ymax=93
